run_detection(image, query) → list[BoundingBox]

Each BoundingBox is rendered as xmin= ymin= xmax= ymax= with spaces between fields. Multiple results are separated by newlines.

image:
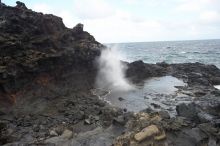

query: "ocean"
xmin=107 ymin=39 xmax=220 ymax=69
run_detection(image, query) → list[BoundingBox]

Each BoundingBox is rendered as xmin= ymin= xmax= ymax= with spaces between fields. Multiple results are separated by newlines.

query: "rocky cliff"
xmin=0 ymin=1 xmax=104 ymax=105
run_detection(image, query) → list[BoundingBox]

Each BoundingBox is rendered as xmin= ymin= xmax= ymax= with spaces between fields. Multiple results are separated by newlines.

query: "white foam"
xmin=214 ymin=85 xmax=220 ymax=90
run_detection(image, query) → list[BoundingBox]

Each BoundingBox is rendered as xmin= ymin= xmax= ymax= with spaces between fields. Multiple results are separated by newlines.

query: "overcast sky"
xmin=5 ymin=0 xmax=220 ymax=43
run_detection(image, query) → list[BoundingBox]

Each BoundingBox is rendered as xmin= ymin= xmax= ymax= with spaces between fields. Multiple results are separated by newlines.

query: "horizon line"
xmin=104 ymin=38 xmax=220 ymax=44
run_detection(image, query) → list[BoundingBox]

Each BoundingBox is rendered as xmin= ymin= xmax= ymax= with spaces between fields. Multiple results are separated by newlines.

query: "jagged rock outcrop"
xmin=170 ymin=62 xmax=220 ymax=86
xmin=126 ymin=61 xmax=220 ymax=86
xmin=126 ymin=60 xmax=167 ymax=82
xmin=0 ymin=1 xmax=104 ymax=104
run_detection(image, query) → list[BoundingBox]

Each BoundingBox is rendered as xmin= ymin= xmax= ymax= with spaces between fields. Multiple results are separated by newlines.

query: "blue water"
xmin=107 ymin=39 xmax=220 ymax=68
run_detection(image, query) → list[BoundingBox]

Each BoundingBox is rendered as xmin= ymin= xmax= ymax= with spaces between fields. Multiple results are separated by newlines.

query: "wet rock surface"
xmin=0 ymin=1 xmax=220 ymax=146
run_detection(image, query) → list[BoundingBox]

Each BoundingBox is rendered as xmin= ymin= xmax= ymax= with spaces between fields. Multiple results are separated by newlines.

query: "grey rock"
xmin=199 ymin=123 xmax=218 ymax=135
xmin=94 ymin=116 xmax=100 ymax=121
xmin=213 ymin=119 xmax=220 ymax=127
xmin=184 ymin=128 xmax=208 ymax=143
xmin=197 ymin=112 xmax=214 ymax=123
xmin=45 ymin=129 xmax=73 ymax=145
xmin=113 ymin=115 xmax=126 ymax=126
xmin=158 ymin=110 xmax=170 ymax=119
xmin=208 ymin=137 xmax=217 ymax=146
xmin=176 ymin=103 xmax=199 ymax=121
xmin=54 ymin=126 xmax=64 ymax=135
xmin=33 ymin=124 xmax=40 ymax=132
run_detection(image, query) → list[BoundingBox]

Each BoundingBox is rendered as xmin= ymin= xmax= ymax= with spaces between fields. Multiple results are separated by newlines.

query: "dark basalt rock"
xmin=126 ymin=60 xmax=167 ymax=82
xmin=170 ymin=62 xmax=220 ymax=86
xmin=73 ymin=23 xmax=84 ymax=33
xmin=210 ymin=77 xmax=220 ymax=85
xmin=126 ymin=61 xmax=220 ymax=87
xmin=0 ymin=2 xmax=105 ymax=103
xmin=16 ymin=1 xmax=27 ymax=9
xmin=176 ymin=103 xmax=199 ymax=121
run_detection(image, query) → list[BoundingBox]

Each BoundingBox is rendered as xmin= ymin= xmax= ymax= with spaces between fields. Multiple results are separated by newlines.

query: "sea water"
xmin=107 ymin=39 xmax=220 ymax=69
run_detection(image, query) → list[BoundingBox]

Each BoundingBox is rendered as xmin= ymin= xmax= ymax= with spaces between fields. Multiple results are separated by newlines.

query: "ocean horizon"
xmin=106 ymin=39 xmax=220 ymax=69
xmin=106 ymin=38 xmax=220 ymax=44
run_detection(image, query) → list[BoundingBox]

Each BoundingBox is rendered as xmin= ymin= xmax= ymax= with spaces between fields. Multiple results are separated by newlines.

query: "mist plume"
xmin=96 ymin=46 xmax=133 ymax=91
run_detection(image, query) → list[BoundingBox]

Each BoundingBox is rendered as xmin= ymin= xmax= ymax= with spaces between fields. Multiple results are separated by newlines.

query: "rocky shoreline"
xmin=0 ymin=2 xmax=220 ymax=146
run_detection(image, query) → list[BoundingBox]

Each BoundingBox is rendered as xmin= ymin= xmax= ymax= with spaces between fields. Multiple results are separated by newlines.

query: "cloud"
xmin=73 ymin=0 xmax=115 ymax=19
xmin=32 ymin=3 xmax=53 ymax=14
xmin=82 ymin=11 xmax=168 ymax=43
xmin=123 ymin=0 xmax=137 ymax=5
xmin=176 ymin=1 xmax=202 ymax=12
xmin=58 ymin=11 xmax=79 ymax=28
xmin=199 ymin=11 xmax=220 ymax=23
xmin=175 ymin=0 xmax=220 ymax=12
xmin=29 ymin=0 xmax=220 ymax=42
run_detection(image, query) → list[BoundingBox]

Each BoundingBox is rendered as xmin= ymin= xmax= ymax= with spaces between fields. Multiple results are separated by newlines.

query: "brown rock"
xmin=61 ymin=129 xmax=73 ymax=139
xmin=154 ymin=130 xmax=166 ymax=141
xmin=134 ymin=125 xmax=160 ymax=142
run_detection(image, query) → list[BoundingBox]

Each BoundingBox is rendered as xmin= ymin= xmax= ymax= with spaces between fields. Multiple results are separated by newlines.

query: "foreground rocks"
xmin=123 ymin=61 xmax=220 ymax=146
xmin=113 ymin=108 xmax=220 ymax=146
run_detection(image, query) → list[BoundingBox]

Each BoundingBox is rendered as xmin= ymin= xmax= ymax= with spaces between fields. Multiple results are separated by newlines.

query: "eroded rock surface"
xmin=0 ymin=1 xmax=104 ymax=102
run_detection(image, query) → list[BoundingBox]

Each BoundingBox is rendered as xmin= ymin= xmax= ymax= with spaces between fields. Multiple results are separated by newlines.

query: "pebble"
xmin=61 ymin=129 xmax=73 ymax=139
xmin=84 ymin=119 xmax=91 ymax=125
xmin=158 ymin=111 xmax=170 ymax=119
xmin=113 ymin=116 xmax=126 ymax=126
xmin=33 ymin=124 xmax=40 ymax=132
xmin=118 ymin=97 xmax=124 ymax=101
xmin=49 ymin=130 xmax=58 ymax=137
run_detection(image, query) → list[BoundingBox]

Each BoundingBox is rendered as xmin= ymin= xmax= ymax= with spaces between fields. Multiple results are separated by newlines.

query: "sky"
xmin=4 ymin=0 xmax=220 ymax=43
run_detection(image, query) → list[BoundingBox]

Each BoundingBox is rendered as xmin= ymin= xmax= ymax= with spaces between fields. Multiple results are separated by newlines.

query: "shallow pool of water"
xmin=93 ymin=76 xmax=189 ymax=115
xmin=137 ymin=75 xmax=186 ymax=94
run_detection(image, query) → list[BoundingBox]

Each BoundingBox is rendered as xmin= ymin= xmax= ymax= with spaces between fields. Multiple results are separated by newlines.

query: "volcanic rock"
xmin=0 ymin=1 xmax=104 ymax=105
xmin=16 ymin=1 xmax=27 ymax=9
xmin=126 ymin=60 xmax=166 ymax=82
xmin=176 ymin=103 xmax=198 ymax=121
